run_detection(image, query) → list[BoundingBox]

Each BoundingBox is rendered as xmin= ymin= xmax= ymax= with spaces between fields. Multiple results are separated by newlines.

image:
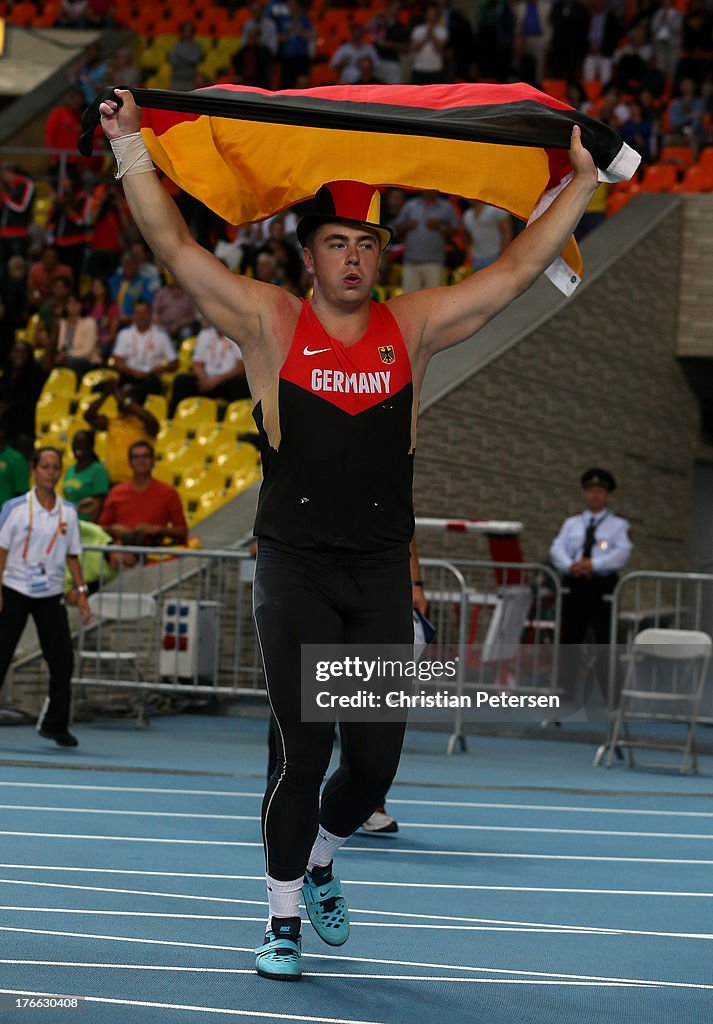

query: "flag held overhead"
xmin=82 ymin=83 xmax=640 ymax=295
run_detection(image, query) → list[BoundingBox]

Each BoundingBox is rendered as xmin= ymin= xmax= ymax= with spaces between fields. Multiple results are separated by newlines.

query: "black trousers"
xmin=253 ymin=538 xmax=412 ymax=880
xmin=559 ymin=574 xmax=618 ymax=702
xmin=0 ymin=586 xmax=74 ymax=731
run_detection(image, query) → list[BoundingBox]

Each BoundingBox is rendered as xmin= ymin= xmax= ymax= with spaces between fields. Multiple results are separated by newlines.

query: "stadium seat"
xmin=541 ymin=79 xmax=568 ymax=102
xmin=606 ymin=190 xmax=634 ymax=216
xmin=94 ymin=431 xmax=108 ymax=462
xmin=162 ymin=443 xmax=205 ymax=483
xmin=39 ymin=415 xmax=73 ymax=451
xmin=36 ymin=394 xmax=72 ymax=436
xmin=177 ymin=336 xmax=197 ymax=372
xmin=174 ymin=397 xmax=219 ymax=432
xmin=152 ymin=461 xmax=180 ymax=486
xmin=659 ymin=145 xmax=695 ymax=170
xmin=43 ymin=367 xmax=78 ymax=398
xmin=215 ymin=444 xmax=260 ymax=482
xmin=230 ymin=466 xmax=262 ymax=494
xmin=224 ymin=399 xmax=255 ymax=432
xmin=194 ymin=422 xmax=241 ymax=450
xmin=179 ymin=466 xmax=227 ymax=515
xmin=639 ymin=164 xmax=679 ymax=193
xmin=583 ymin=80 xmax=603 ymax=102
xmin=79 ymin=368 xmax=119 ymax=395
xmin=193 ymin=489 xmax=228 ymax=524
xmin=155 ymin=423 xmax=192 ymax=455
xmin=6 ymin=2 xmax=37 ymax=26
xmin=673 ymin=163 xmax=713 ymax=193
xmin=144 ymin=393 xmax=168 ymax=422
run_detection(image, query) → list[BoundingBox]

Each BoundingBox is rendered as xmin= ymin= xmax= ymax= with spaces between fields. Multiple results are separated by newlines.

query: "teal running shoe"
xmin=255 ymin=917 xmax=302 ymax=980
xmin=303 ymin=864 xmax=350 ymax=946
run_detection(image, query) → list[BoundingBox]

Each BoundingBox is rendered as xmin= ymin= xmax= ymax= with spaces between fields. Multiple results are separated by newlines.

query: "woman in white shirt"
xmin=53 ymin=293 xmax=101 ymax=379
xmin=0 ymin=446 xmax=91 ymax=747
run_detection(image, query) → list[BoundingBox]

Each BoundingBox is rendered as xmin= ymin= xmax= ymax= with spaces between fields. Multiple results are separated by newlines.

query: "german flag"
xmin=80 ymin=83 xmax=639 ymax=294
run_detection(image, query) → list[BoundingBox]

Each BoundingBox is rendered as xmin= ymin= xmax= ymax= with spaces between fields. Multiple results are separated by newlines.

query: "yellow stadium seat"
xmin=162 ymin=443 xmax=205 ymax=484
xmin=36 ymin=394 xmax=72 ymax=435
xmin=215 ymin=444 xmax=260 ymax=483
xmin=179 ymin=466 xmax=227 ymax=515
xmin=174 ymin=397 xmax=219 ymax=433
xmin=177 ymin=336 xmax=197 ymax=372
xmin=43 ymin=367 xmax=78 ymax=398
xmin=230 ymin=467 xmax=262 ymax=494
xmin=39 ymin=415 xmax=73 ymax=451
xmin=153 ymin=461 xmax=180 ymax=486
xmin=79 ymin=367 xmax=119 ymax=395
xmin=155 ymin=422 xmax=191 ymax=454
xmin=224 ymin=399 xmax=255 ymax=432
xmin=94 ymin=431 xmax=108 ymax=462
xmin=144 ymin=393 xmax=168 ymax=422
xmin=195 ymin=422 xmax=241 ymax=450
xmin=192 ymin=489 xmax=229 ymax=526
xmin=145 ymin=63 xmax=172 ymax=89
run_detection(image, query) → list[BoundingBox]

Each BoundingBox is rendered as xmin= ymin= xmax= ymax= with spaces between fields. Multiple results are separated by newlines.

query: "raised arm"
xmin=390 ymin=126 xmax=598 ymax=363
xmin=98 ymin=90 xmax=299 ymax=374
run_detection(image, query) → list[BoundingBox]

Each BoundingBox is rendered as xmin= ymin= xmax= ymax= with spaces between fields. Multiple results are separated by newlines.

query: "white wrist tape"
xmin=110 ymin=132 xmax=155 ymax=179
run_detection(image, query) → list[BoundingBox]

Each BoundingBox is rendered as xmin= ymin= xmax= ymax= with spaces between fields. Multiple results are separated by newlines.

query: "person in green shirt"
xmin=64 ymin=520 xmax=138 ymax=604
xmin=0 ymin=424 xmax=29 ymax=508
xmin=61 ymin=430 xmax=110 ymax=522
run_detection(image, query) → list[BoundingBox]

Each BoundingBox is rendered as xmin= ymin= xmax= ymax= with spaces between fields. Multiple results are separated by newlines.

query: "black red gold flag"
xmin=80 ymin=82 xmax=639 ymax=294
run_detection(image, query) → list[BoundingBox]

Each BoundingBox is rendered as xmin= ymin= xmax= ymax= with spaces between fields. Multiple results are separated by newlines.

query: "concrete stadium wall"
xmin=413 ymin=196 xmax=700 ymax=572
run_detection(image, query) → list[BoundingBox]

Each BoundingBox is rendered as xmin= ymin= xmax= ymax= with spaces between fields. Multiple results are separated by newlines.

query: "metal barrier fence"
xmin=62 ymin=547 xmax=562 ymax=748
xmin=607 ymin=570 xmax=713 ymax=723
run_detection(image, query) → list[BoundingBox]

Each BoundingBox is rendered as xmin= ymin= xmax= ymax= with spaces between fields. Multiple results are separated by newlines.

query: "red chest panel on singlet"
xmin=279 ymin=300 xmax=412 ymax=414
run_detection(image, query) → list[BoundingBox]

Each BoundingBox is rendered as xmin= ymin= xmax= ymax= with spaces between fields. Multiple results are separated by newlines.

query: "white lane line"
xmin=3 ymin=805 xmax=713 ymax=840
xmin=3 ymin=783 xmax=713 ymax=820
xmin=1 ymin=933 xmax=712 ymax=991
xmin=6 ymin=905 xmax=713 ymax=940
xmin=0 ymin=974 xmax=657 ymax=990
xmin=0 ymin=910 xmax=607 ymax=936
xmin=1 ymin=832 xmax=711 ymax=864
xmin=2 ymin=864 xmax=712 ymax=898
xmin=0 ymin=989 xmax=386 ymax=1023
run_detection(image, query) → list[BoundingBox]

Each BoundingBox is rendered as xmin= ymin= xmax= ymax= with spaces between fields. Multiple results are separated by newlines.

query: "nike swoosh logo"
xmin=319 ymin=889 xmax=331 ymax=898
xmin=303 ymin=346 xmax=331 ymax=356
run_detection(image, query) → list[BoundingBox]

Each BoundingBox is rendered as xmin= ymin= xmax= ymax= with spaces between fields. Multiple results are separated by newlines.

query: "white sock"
xmin=266 ymin=874 xmax=303 ymax=922
xmin=307 ymin=825 xmax=349 ymax=872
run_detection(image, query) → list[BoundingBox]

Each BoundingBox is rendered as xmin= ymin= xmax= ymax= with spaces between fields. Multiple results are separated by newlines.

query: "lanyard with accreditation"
xmin=22 ymin=490 xmax=65 ymax=594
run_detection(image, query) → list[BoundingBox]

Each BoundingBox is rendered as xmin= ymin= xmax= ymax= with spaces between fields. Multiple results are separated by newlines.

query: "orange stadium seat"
xmin=659 ymin=145 xmax=695 ymax=170
xmin=541 ymin=79 xmax=568 ymax=102
xmin=6 ymin=1 xmax=37 ymax=25
xmin=673 ymin=163 xmax=713 ymax=193
xmin=638 ymin=163 xmax=679 ymax=193
xmin=698 ymin=148 xmax=713 ymax=173
xmin=606 ymin=190 xmax=634 ymax=217
xmin=35 ymin=0 xmax=60 ymax=26
xmin=583 ymin=80 xmax=603 ymax=102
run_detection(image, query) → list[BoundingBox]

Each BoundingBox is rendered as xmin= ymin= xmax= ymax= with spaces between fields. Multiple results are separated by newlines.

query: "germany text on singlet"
xmin=253 ymin=300 xmax=416 ymax=552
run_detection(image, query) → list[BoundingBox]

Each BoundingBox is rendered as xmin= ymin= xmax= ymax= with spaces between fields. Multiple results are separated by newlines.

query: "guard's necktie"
xmin=582 ymin=516 xmax=596 ymax=559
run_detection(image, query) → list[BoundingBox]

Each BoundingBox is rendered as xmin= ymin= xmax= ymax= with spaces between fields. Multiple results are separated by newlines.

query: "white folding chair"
xmin=606 ymin=627 xmax=712 ymax=773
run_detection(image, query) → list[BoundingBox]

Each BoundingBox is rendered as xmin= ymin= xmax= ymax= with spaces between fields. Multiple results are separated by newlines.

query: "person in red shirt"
xmin=99 ymin=440 xmax=188 ymax=546
xmin=26 ymin=246 xmax=74 ymax=310
xmin=0 ymin=165 xmax=35 ymax=261
xmin=43 ymin=88 xmax=84 ymax=182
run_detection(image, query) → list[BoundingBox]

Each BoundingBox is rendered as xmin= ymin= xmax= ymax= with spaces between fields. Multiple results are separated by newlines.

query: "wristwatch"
xmin=76 ymin=584 xmax=88 ymax=594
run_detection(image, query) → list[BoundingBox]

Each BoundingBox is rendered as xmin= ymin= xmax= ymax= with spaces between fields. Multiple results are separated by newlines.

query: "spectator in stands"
xmin=0 ymin=341 xmax=46 ymax=458
xmin=27 ymin=246 xmax=73 ymax=311
xmin=550 ymin=468 xmax=632 ymax=705
xmin=582 ymin=0 xmax=622 ymax=85
xmin=43 ymin=88 xmax=84 ymax=182
xmin=87 ymin=184 xmax=129 ymax=279
xmin=369 ymin=0 xmax=410 ymax=84
xmin=548 ymin=0 xmax=589 ymax=82
xmin=394 ymin=190 xmax=459 ymax=291
xmin=100 ymin=440 xmax=188 ymax=546
xmin=104 ymin=48 xmax=140 ymax=90
xmin=152 ymin=274 xmax=199 ymax=342
xmin=611 ymin=22 xmax=654 ymax=94
xmin=86 ymin=277 xmax=119 ymax=361
xmin=0 ymin=164 xmax=35 ymax=263
xmin=255 ymin=218 xmax=302 ymax=289
xmin=131 ymin=242 xmax=161 ymax=296
xmin=666 ymin=76 xmax=707 ymax=159
xmin=513 ymin=0 xmax=551 ymax=85
xmin=278 ymin=0 xmax=315 ymax=89
xmin=650 ymin=0 xmax=683 ymax=84
xmin=462 ymin=201 xmax=513 ymax=272
xmin=593 ymin=84 xmax=629 ymax=130
xmin=474 ymin=0 xmax=515 ymax=81
xmin=331 ymin=23 xmax=381 ymax=85
xmin=47 ymin=169 xmax=92 ymax=282
xmin=48 ymin=293 xmax=101 ymax=379
xmin=57 ymin=0 xmax=89 ymax=26
xmin=678 ymin=1 xmax=713 ymax=89
xmin=111 ymin=300 xmax=177 ymax=400
xmin=168 ymin=22 xmax=205 ymax=92
xmin=36 ymin=275 xmax=73 ymax=347
xmin=232 ymin=24 xmax=274 ymax=89
xmin=0 ymin=423 xmax=28 ymax=508
xmin=61 ymin=429 xmax=110 ymax=522
xmin=169 ymin=322 xmax=250 ymax=416
xmin=109 ymin=250 xmax=155 ymax=325
xmin=86 ymin=0 xmax=115 ymax=28
xmin=242 ymin=0 xmax=279 ymax=58
xmin=353 ymin=55 xmax=385 ymax=86
xmin=618 ymin=97 xmax=656 ymax=163
xmin=435 ymin=0 xmax=477 ymax=82
xmin=410 ymin=4 xmax=448 ymax=85
xmin=84 ymin=380 xmax=159 ymax=484
xmin=1 ymin=255 xmax=29 ymax=366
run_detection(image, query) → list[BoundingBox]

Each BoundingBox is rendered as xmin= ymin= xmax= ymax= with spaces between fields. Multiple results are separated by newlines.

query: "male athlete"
xmin=99 ymin=89 xmax=598 ymax=980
